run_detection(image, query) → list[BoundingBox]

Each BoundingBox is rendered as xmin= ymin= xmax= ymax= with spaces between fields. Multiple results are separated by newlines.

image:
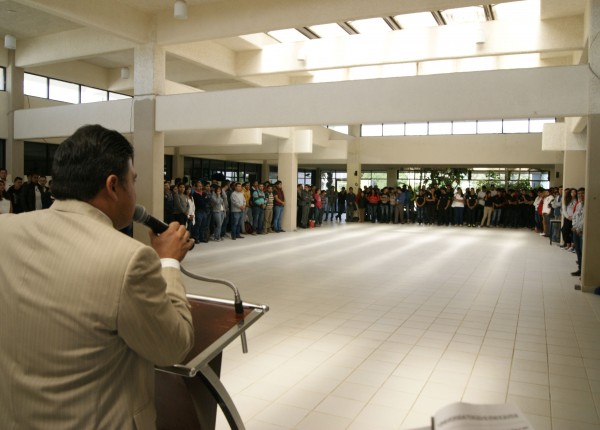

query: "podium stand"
xmin=155 ymin=294 xmax=268 ymax=430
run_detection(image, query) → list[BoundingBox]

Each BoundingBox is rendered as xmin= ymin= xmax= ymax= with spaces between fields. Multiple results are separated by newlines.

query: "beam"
xmin=156 ymin=65 xmax=591 ymax=130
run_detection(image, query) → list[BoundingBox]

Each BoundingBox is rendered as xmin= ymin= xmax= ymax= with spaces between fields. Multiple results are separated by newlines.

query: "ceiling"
xmin=0 ymin=0 xmax=587 ymax=94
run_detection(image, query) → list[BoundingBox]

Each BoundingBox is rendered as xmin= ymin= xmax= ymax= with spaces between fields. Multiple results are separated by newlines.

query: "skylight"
xmin=441 ymin=6 xmax=487 ymax=24
xmin=348 ymin=18 xmax=393 ymax=34
xmin=308 ymin=23 xmax=349 ymax=38
xmin=393 ymin=12 xmax=438 ymax=29
xmin=493 ymin=0 xmax=540 ymax=21
xmin=267 ymin=29 xmax=310 ymax=43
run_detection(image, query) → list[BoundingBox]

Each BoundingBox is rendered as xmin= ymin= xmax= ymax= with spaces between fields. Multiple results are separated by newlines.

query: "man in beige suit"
xmin=0 ymin=125 xmax=194 ymax=429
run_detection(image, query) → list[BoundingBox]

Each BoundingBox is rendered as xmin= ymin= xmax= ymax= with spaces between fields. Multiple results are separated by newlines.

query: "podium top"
xmin=157 ymin=294 xmax=268 ymax=377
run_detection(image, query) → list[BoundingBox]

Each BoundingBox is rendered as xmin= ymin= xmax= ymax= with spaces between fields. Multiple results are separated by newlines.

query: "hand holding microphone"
xmin=133 ymin=205 xmax=194 ymax=260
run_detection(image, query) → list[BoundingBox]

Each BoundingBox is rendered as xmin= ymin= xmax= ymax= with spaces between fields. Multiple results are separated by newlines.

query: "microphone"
xmin=133 ymin=204 xmax=169 ymax=234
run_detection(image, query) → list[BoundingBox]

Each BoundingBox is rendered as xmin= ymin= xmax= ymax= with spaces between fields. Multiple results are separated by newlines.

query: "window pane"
xmin=503 ymin=119 xmax=529 ymax=133
xmin=394 ymin=12 xmax=438 ymax=29
xmin=441 ymin=6 xmax=486 ymax=25
xmin=429 ymin=122 xmax=452 ymax=135
xmin=349 ymin=18 xmax=392 ymax=34
xmin=328 ymin=125 xmax=349 ymax=134
xmin=361 ymin=124 xmax=382 ymax=137
xmin=405 ymin=122 xmax=428 ymax=136
xmin=0 ymin=67 xmax=5 ymax=91
xmin=309 ymin=23 xmax=348 ymax=38
xmin=108 ymin=92 xmax=131 ymax=101
xmin=267 ymin=29 xmax=309 ymax=43
xmin=383 ymin=123 xmax=405 ymax=136
xmin=453 ymin=121 xmax=477 ymax=135
xmin=529 ymin=118 xmax=555 ymax=133
xmin=477 ymin=120 xmax=502 ymax=134
xmin=24 ymin=73 xmax=48 ymax=98
xmin=49 ymin=79 xmax=79 ymax=103
xmin=81 ymin=86 xmax=108 ymax=103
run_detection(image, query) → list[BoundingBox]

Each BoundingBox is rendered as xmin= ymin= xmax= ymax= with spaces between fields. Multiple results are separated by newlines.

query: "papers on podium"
xmin=409 ymin=402 xmax=534 ymax=430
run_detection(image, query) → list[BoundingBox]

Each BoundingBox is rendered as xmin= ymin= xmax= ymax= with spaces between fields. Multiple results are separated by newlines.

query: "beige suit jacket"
xmin=0 ymin=200 xmax=194 ymax=429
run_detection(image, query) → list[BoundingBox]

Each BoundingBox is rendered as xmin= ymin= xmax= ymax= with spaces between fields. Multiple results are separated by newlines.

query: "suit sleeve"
xmin=117 ymin=246 xmax=194 ymax=366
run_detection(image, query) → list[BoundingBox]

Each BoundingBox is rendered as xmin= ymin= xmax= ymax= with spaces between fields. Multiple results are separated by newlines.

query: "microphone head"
xmin=133 ymin=204 xmax=149 ymax=224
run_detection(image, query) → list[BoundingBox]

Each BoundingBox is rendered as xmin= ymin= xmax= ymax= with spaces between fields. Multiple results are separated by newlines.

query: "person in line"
xmin=251 ymin=182 xmax=266 ymax=234
xmin=263 ymin=183 xmax=275 ymax=233
xmin=210 ymin=184 xmax=226 ymax=241
xmin=561 ymin=188 xmax=576 ymax=250
xmin=273 ymin=181 xmax=286 ymax=232
xmin=571 ymin=188 xmax=585 ymax=277
xmin=0 ymin=124 xmax=194 ymax=429
xmin=230 ymin=182 xmax=246 ymax=239
xmin=0 ymin=179 xmax=12 ymax=214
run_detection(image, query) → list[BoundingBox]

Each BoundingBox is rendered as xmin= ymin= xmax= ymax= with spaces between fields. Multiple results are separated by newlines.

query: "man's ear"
xmin=105 ymin=174 xmax=119 ymax=201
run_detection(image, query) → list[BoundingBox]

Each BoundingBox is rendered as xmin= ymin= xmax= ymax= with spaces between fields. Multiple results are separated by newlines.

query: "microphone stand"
xmin=180 ymin=265 xmax=249 ymax=354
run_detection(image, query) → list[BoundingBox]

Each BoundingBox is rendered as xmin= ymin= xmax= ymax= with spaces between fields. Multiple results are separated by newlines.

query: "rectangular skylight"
xmin=494 ymin=0 xmax=540 ymax=21
xmin=393 ymin=12 xmax=438 ymax=29
xmin=348 ymin=18 xmax=393 ymax=34
xmin=309 ymin=23 xmax=349 ymax=38
xmin=441 ymin=6 xmax=486 ymax=24
xmin=267 ymin=29 xmax=310 ymax=43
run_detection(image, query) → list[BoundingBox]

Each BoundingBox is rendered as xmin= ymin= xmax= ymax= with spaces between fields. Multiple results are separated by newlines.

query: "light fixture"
xmin=4 ymin=34 xmax=16 ymax=50
xmin=174 ymin=0 xmax=188 ymax=20
xmin=120 ymin=67 xmax=130 ymax=79
xmin=475 ymin=27 xmax=486 ymax=44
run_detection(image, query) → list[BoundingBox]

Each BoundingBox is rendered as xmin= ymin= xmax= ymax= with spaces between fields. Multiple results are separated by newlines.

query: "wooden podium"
xmin=155 ymin=294 xmax=268 ymax=430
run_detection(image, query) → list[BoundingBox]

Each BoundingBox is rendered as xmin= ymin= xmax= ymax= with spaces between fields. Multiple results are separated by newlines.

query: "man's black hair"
xmin=51 ymin=124 xmax=133 ymax=201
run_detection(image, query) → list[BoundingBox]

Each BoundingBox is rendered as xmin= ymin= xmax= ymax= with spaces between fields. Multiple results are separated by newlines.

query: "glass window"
xmin=405 ymin=122 xmax=428 ymax=136
xmin=441 ymin=6 xmax=486 ymax=25
xmin=529 ymin=118 xmax=555 ymax=133
xmin=24 ymin=73 xmax=48 ymax=98
xmin=81 ymin=86 xmax=108 ymax=103
xmin=394 ymin=12 xmax=438 ymax=29
xmin=348 ymin=18 xmax=393 ymax=34
xmin=327 ymin=125 xmax=349 ymax=134
xmin=452 ymin=121 xmax=477 ymax=135
xmin=267 ymin=29 xmax=309 ymax=43
xmin=477 ymin=120 xmax=503 ymax=134
xmin=309 ymin=23 xmax=348 ymax=38
xmin=108 ymin=92 xmax=131 ymax=101
xmin=361 ymin=124 xmax=383 ymax=137
xmin=0 ymin=139 xmax=5 ymax=170
xmin=49 ymin=79 xmax=79 ymax=104
xmin=428 ymin=122 xmax=452 ymax=135
xmin=383 ymin=123 xmax=405 ymax=136
xmin=0 ymin=67 xmax=5 ymax=91
xmin=503 ymin=119 xmax=529 ymax=133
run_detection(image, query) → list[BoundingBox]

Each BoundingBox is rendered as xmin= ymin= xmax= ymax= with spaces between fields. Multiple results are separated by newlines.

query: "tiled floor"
xmin=181 ymin=220 xmax=600 ymax=430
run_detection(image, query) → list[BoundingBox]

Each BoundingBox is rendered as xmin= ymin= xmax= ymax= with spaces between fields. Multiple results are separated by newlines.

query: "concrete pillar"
xmin=562 ymin=150 xmax=586 ymax=189
xmin=386 ymin=168 xmax=397 ymax=188
xmin=276 ymin=152 xmax=298 ymax=232
xmin=5 ymin=50 xmax=24 ymax=178
xmin=581 ymin=0 xmax=600 ymax=292
xmin=132 ymin=44 xmax=165 ymax=244
xmin=347 ymin=125 xmax=361 ymax=191
xmin=261 ymin=161 xmax=270 ymax=183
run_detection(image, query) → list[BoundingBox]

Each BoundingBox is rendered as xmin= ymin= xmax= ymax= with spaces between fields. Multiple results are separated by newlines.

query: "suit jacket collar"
xmin=50 ymin=199 xmax=114 ymax=228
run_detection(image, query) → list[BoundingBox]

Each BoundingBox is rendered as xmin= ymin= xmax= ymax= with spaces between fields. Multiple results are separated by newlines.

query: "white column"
xmin=132 ymin=43 xmax=166 ymax=244
xmin=5 ymin=50 xmax=24 ymax=178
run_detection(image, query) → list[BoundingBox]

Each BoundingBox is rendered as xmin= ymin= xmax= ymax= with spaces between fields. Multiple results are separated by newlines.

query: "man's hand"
xmin=149 ymin=222 xmax=193 ymax=261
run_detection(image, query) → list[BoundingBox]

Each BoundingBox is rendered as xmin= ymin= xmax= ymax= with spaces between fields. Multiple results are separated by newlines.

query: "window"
xmin=81 ymin=86 xmax=108 ymax=104
xmin=0 ymin=67 xmax=5 ymax=91
xmin=109 ymin=92 xmax=131 ymax=101
xmin=267 ymin=29 xmax=309 ymax=43
xmin=183 ymin=157 xmax=261 ymax=184
xmin=24 ymin=73 xmax=48 ymax=98
xmin=361 ymin=171 xmax=387 ymax=189
xmin=49 ymin=79 xmax=79 ymax=104
xmin=529 ymin=118 xmax=555 ymax=133
xmin=477 ymin=120 xmax=503 ymax=134
xmin=0 ymin=139 xmax=5 ymax=169
xmin=452 ymin=121 xmax=477 ymax=135
xmin=24 ymin=141 xmax=57 ymax=176
xmin=428 ymin=122 xmax=452 ymax=135
xmin=327 ymin=125 xmax=349 ymax=134
xmin=503 ymin=119 xmax=529 ymax=133
xmin=383 ymin=123 xmax=405 ymax=136
xmin=405 ymin=122 xmax=428 ymax=136
xmin=361 ymin=124 xmax=383 ymax=137
xmin=297 ymin=169 xmax=313 ymax=186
